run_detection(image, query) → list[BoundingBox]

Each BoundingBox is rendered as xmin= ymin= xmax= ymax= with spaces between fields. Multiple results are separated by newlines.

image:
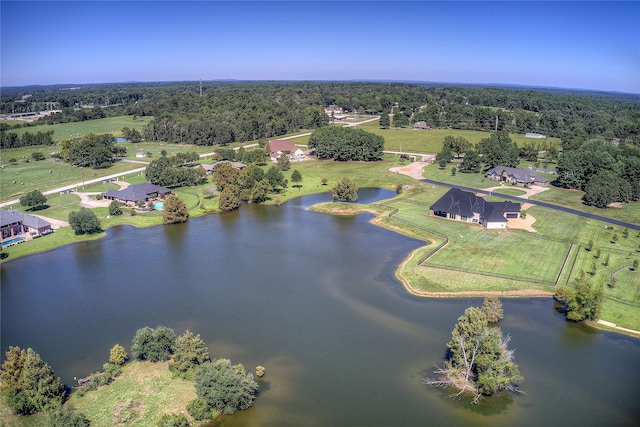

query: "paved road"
xmin=0 ymin=167 xmax=149 ymax=208
xmin=417 ymin=177 xmax=640 ymax=231
xmin=0 ymin=150 xmax=247 ymax=209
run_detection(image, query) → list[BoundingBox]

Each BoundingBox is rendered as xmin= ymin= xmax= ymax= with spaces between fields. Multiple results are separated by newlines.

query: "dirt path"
xmin=597 ymin=320 xmax=640 ymax=336
xmin=389 ymin=161 xmax=430 ymax=179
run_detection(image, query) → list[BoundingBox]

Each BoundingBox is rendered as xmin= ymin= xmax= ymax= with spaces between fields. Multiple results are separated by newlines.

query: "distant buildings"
xmin=525 ymin=132 xmax=546 ymax=139
xmin=267 ymin=139 xmax=306 ymax=161
xmin=413 ymin=121 xmax=430 ymax=130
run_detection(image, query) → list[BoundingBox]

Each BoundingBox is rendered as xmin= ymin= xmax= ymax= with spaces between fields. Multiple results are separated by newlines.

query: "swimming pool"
xmin=154 ymin=202 xmax=164 ymax=210
xmin=2 ymin=236 xmax=25 ymax=247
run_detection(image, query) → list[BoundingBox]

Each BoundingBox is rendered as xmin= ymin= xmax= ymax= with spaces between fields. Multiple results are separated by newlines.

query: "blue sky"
xmin=1 ymin=1 xmax=639 ymax=93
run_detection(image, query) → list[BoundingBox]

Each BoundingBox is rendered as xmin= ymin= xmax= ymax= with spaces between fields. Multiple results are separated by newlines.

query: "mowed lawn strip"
xmin=426 ymin=230 xmax=568 ymax=285
xmin=384 ymin=192 xmax=568 ymax=288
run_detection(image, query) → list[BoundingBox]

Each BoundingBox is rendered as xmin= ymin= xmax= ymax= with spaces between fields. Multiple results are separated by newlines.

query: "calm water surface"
xmin=2 ymin=189 xmax=639 ymax=426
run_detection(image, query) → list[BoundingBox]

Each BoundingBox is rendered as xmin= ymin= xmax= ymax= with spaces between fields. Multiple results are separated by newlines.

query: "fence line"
xmin=376 ymin=198 xmax=637 ymax=306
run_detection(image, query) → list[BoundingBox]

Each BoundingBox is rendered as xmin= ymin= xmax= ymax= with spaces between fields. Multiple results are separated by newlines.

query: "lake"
xmin=1 ymin=188 xmax=639 ymax=426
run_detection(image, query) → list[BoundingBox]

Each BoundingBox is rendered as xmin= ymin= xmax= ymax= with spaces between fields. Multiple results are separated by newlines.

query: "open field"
xmin=357 ymin=121 xmax=562 ymax=153
xmin=115 ymin=141 xmax=219 ymax=160
xmin=0 ymin=157 xmax=145 ymax=202
xmin=66 ymin=360 xmax=197 ymax=426
xmin=7 ymin=116 xmax=153 ymax=141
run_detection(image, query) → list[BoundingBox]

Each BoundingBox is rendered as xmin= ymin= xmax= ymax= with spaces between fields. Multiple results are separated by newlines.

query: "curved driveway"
xmin=417 ymin=177 xmax=640 ymax=231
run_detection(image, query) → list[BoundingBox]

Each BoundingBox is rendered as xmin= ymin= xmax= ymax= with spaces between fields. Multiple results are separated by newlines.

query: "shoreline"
xmin=4 ymin=181 xmax=639 ymax=338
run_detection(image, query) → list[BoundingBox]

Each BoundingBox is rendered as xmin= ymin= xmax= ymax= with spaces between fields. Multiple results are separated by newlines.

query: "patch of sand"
xmin=404 ymin=288 xmax=554 ymax=298
xmin=508 ymin=215 xmax=537 ymax=232
xmin=77 ymin=192 xmax=112 ymax=208
xmin=389 ymin=161 xmax=431 ymax=179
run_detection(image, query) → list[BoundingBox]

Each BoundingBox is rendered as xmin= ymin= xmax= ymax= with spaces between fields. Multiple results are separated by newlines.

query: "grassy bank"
xmin=65 ymin=360 xmax=197 ymax=426
xmin=0 ymin=360 xmax=197 ymax=427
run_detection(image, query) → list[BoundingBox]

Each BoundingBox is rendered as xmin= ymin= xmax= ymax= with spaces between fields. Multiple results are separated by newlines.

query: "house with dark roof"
xmin=267 ymin=139 xmax=305 ymax=161
xmin=103 ymin=183 xmax=172 ymax=207
xmin=486 ymin=166 xmax=548 ymax=186
xmin=1 ymin=209 xmax=52 ymax=241
xmin=429 ymin=188 xmax=521 ymax=229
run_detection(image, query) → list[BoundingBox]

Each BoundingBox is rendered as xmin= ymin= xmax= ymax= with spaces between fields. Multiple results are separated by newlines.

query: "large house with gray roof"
xmin=1 ymin=209 xmax=52 ymax=241
xmin=486 ymin=166 xmax=548 ymax=186
xmin=429 ymin=188 xmax=521 ymax=229
xmin=103 ymin=183 xmax=172 ymax=207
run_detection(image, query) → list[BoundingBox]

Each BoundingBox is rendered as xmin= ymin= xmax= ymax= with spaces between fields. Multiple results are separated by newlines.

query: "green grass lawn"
xmin=420 ymin=163 xmax=498 ymax=189
xmin=0 ymin=158 xmax=144 ymax=202
xmin=66 ymin=360 xmax=197 ymax=426
xmin=356 ymin=121 xmax=562 ymax=153
xmin=530 ymin=186 xmax=640 ymax=225
xmin=380 ymin=189 xmax=568 ymax=291
xmin=8 ymin=116 xmax=154 ymax=141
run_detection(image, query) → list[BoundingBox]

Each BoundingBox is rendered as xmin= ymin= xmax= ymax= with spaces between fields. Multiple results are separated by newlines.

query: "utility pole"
xmin=495 ymin=115 xmax=498 ymax=132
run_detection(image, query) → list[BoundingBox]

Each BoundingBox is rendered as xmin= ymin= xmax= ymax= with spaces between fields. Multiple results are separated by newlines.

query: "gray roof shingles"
xmin=1 ymin=209 xmax=51 ymax=229
xmin=429 ymin=188 xmax=520 ymax=225
xmin=486 ymin=166 xmax=548 ymax=184
xmin=103 ymin=183 xmax=171 ymax=202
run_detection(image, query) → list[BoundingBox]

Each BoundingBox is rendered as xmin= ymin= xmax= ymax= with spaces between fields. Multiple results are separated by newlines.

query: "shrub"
xmin=109 ymin=344 xmax=128 ymax=365
xmin=332 ymin=177 xmax=358 ymax=202
xmin=109 ymin=200 xmax=123 ymax=216
xmin=156 ymin=413 xmax=190 ymax=427
xmin=195 ymin=359 xmax=259 ymax=415
xmin=187 ymin=397 xmax=212 ymax=421
xmin=131 ymin=326 xmax=177 ymax=362
xmin=68 ymin=208 xmax=101 ymax=234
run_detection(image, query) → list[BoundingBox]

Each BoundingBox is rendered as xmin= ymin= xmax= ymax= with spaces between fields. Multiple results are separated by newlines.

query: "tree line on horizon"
xmin=2 ymin=81 xmax=638 ymax=146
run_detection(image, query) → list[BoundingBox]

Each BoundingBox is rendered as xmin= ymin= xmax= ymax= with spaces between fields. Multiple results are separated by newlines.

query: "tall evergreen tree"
xmin=0 ymin=347 xmax=65 ymax=415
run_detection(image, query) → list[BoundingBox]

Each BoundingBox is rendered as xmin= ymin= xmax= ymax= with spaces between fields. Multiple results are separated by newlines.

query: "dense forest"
xmin=2 ymin=81 xmax=639 ymax=147
xmin=3 ymin=82 xmax=639 ymax=207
